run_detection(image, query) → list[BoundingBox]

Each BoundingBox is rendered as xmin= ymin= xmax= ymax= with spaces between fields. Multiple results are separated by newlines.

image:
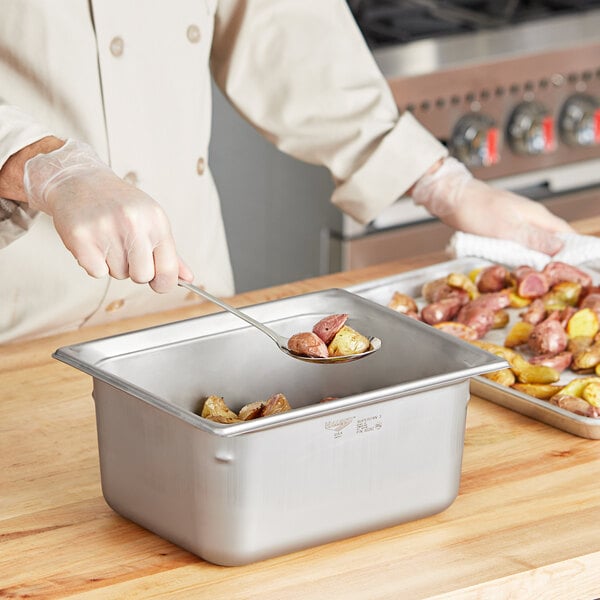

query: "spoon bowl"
xmin=179 ymin=280 xmax=381 ymax=364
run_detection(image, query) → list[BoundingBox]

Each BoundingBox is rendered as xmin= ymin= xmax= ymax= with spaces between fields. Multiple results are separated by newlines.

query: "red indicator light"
xmin=542 ymin=116 xmax=555 ymax=151
xmin=594 ymin=108 xmax=600 ymax=144
xmin=486 ymin=127 xmax=499 ymax=165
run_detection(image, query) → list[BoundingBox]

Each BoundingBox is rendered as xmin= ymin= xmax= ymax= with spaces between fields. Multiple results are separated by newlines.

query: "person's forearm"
xmin=0 ymin=136 xmax=65 ymax=202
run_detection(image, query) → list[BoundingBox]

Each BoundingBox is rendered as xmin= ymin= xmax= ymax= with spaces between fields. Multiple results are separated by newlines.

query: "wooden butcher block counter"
xmin=3 ymin=217 xmax=600 ymax=600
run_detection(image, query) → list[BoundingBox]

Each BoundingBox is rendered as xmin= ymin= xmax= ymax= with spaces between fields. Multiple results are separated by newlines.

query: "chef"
xmin=0 ymin=0 xmax=573 ymax=343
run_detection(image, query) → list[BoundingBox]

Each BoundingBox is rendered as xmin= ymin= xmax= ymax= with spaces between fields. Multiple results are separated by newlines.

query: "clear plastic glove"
xmin=23 ymin=139 xmax=192 ymax=292
xmin=411 ymin=157 xmax=574 ymax=255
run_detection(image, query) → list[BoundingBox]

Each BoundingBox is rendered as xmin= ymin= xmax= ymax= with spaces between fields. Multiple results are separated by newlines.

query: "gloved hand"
xmin=411 ymin=157 xmax=574 ymax=255
xmin=23 ymin=138 xmax=192 ymax=292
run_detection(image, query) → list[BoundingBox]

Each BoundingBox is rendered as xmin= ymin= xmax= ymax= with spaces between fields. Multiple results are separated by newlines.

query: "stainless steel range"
xmin=337 ymin=0 xmax=600 ymax=269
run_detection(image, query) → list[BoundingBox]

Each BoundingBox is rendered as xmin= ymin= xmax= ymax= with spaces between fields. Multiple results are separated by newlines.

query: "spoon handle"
xmin=178 ymin=280 xmax=284 ymax=345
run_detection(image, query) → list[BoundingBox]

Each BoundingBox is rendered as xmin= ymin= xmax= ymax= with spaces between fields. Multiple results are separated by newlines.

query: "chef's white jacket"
xmin=0 ymin=0 xmax=447 ymax=343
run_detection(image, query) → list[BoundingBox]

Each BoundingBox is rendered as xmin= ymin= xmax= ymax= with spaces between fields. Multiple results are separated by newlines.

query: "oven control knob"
xmin=507 ymin=101 xmax=555 ymax=155
xmin=559 ymin=94 xmax=600 ymax=146
xmin=449 ymin=113 xmax=500 ymax=168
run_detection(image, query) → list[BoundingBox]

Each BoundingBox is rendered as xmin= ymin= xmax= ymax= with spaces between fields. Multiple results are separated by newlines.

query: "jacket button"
xmin=123 ymin=171 xmax=139 ymax=186
xmin=110 ymin=36 xmax=124 ymax=57
xmin=105 ymin=299 xmax=125 ymax=312
xmin=186 ymin=24 xmax=201 ymax=43
xmin=196 ymin=157 xmax=205 ymax=175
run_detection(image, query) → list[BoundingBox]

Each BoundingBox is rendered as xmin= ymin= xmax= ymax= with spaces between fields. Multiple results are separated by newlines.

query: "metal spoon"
xmin=179 ymin=280 xmax=381 ymax=364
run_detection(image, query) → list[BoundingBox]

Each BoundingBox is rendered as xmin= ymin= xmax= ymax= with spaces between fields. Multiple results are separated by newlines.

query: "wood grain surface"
xmin=2 ymin=219 xmax=600 ymax=599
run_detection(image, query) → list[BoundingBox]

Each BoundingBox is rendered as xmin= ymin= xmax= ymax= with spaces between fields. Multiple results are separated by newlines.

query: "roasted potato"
xmin=328 ymin=325 xmax=370 ymax=357
xmin=476 ymin=265 xmax=511 ymax=293
xmin=567 ymin=335 xmax=594 ymax=353
xmin=290 ymin=314 xmax=370 ymax=358
xmin=288 ymin=332 xmax=329 ymax=358
xmin=512 ymin=383 xmax=563 ymax=399
xmin=504 ymin=321 xmax=533 ymax=348
xmin=541 ymin=281 xmax=582 ymax=312
xmin=468 ymin=267 xmax=483 ymax=283
xmin=570 ymin=339 xmax=600 ymax=372
xmin=511 ymin=354 xmax=560 ymax=384
xmin=388 ymin=291 xmax=418 ymax=315
xmin=313 ymin=314 xmax=348 ymax=344
xmin=261 ymin=393 xmax=292 ymax=416
xmin=528 ymin=351 xmax=573 ymax=373
xmin=482 ymin=368 xmax=515 ymax=387
xmin=422 ymin=277 xmax=450 ymax=303
xmin=566 ymin=308 xmax=599 ymax=339
xmin=549 ymin=393 xmax=599 ymax=418
xmin=238 ymin=401 xmax=265 ymax=421
xmin=447 ymin=272 xmax=480 ymax=300
xmin=508 ymin=290 xmax=532 ymax=309
xmin=202 ymin=393 xmax=291 ymax=424
xmin=558 ymin=376 xmax=600 ymax=399
xmin=492 ymin=309 xmax=510 ymax=329
xmin=551 ymin=281 xmax=583 ymax=306
xmin=201 ymin=395 xmax=242 ymax=424
xmin=581 ymin=381 xmax=600 ymax=407
xmin=471 ymin=340 xmax=559 ymax=384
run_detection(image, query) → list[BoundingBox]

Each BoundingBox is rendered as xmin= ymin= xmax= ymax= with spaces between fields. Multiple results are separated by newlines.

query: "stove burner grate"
xmin=348 ymin=0 xmax=600 ymax=47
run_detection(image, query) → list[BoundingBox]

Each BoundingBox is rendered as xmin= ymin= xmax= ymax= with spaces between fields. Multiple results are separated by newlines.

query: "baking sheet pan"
xmin=347 ymin=258 xmax=600 ymax=439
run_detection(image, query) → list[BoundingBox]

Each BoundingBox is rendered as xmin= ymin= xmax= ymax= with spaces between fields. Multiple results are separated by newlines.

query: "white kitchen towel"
xmin=448 ymin=232 xmax=600 ymax=271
